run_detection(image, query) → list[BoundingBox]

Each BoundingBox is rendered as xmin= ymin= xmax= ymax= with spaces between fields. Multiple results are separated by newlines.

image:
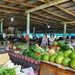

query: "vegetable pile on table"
xmin=22 ymin=44 xmax=49 ymax=60
xmin=10 ymin=43 xmax=28 ymax=54
xmin=42 ymin=41 xmax=75 ymax=70
xmin=0 ymin=60 xmax=26 ymax=75
xmin=17 ymin=43 xmax=28 ymax=50
xmin=0 ymin=66 xmax=16 ymax=75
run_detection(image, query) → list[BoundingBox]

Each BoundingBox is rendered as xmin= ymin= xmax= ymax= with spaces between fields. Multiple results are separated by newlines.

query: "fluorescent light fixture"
xmin=48 ymin=25 xmax=50 ymax=28
xmin=47 ymin=24 xmax=50 ymax=28
xmin=11 ymin=17 xmax=14 ymax=21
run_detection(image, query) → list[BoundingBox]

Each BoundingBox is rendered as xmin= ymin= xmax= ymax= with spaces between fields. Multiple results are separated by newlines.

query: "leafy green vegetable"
xmin=22 ymin=46 xmax=34 ymax=57
xmin=22 ymin=45 xmax=46 ymax=59
xmin=17 ymin=43 xmax=28 ymax=50
xmin=32 ymin=46 xmax=46 ymax=54
xmin=0 ymin=66 xmax=6 ymax=74
xmin=0 ymin=66 xmax=16 ymax=75
xmin=58 ymin=41 xmax=72 ymax=51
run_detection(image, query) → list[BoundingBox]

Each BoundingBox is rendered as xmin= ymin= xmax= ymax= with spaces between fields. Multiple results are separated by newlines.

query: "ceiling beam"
xmin=0 ymin=18 xmax=4 ymax=21
xmin=5 ymin=19 xmax=43 ymax=28
xmin=0 ymin=4 xmax=23 ymax=11
xmin=42 ymin=9 xmax=73 ymax=21
xmin=5 ymin=17 xmax=46 ymax=27
xmin=30 ymin=20 xmax=46 ymax=28
xmin=11 ymin=16 xmax=47 ymax=25
xmin=25 ymin=0 xmax=69 ymax=13
xmin=31 ymin=15 xmax=55 ymax=24
xmin=31 ymin=16 xmax=47 ymax=24
xmin=14 ymin=16 xmax=61 ymax=26
xmin=4 ymin=0 xmax=34 ymax=7
xmin=73 ymin=0 xmax=75 ymax=2
xmin=14 ymin=0 xmax=30 ymax=7
xmin=0 ymin=9 xmax=19 ymax=14
xmin=55 ymin=5 xmax=75 ymax=17
xmin=16 ymin=16 xmax=48 ymax=25
xmin=24 ymin=0 xmax=30 ymax=3
xmin=31 ymin=19 xmax=46 ymax=25
xmin=39 ymin=0 xmax=46 ymax=2
xmin=62 ymin=21 xmax=75 ymax=24
xmin=4 ymin=15 xmax=75 ymax=29
xmin=32 ymin=12 xmax=62 ymax=22
xmin=4 ymin=0 xmax=71 ymax=22
xmin=15 ymin=16 xmax=60 ymax=28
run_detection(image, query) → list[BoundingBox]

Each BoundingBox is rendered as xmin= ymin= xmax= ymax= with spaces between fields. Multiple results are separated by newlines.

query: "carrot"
xmin=35 ymin=53 xmax=41 ymax=56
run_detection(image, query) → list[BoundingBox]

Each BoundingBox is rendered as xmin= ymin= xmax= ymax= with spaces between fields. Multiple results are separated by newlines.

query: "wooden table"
xmin=39 ymin=61 xmax=75 ymax=75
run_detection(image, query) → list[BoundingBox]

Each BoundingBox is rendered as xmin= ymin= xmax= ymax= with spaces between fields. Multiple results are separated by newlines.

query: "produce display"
xmin=17 ymin=43 xmax=28 ymax=50
xmin=22 ymin=44 xmax=47 ymax=60
xmin=10 ymin=43 xmax=27 ymax=54
xmin=42 ymin=54 xmax=50 ymax=61
xmin=1 ymin=60 xmax=26 ymax=75
xmin=42 ymin=41 xmax=75 ymax=70
xmin=49 ymin=54 xmax=57 ymax=62
xmin=62 ymin=58 xmax=71 ymax=66
xmin=10 ymin=41 xmax=75 ymax=70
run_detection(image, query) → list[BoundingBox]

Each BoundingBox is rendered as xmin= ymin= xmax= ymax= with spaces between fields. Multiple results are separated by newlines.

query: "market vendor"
xmin=69 ymin=36 xmax=75 ymax=47
xmin=49 ymin=34 xmax=55 ymax=47
xmin=41 ymin=34 xmax=48 ymax=46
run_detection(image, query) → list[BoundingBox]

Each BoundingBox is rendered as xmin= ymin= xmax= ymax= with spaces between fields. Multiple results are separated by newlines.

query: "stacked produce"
xmin=12 ymin=42 xmax=75 ymax=69
xmin=0 ymin=66 xmax=16 ymax=75
xmin=10 ymin=43 xmax=28 ymax=54
xmin=17 ymin=43 xmax=28 ymax=50
xmin=42 ymin=41 xmax=75 ymax=70
xmin=0 ymin=60 xmax=26 ymax=75
xmin=23 ymin=44 xmax=48 ymax=60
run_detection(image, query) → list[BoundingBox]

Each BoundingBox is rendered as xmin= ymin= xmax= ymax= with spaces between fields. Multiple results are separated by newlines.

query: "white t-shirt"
xmin=49 ymin=37 xmax=55 ymax=45
xmin=69 ymin=41 xmax=75 ymax=47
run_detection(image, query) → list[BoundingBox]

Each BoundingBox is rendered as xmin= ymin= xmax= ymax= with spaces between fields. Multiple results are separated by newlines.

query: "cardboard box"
xmin=0 ymin=53 xmax=10 ymax=65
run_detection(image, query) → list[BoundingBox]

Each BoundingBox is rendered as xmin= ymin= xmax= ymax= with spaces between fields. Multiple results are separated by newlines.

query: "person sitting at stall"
xmin=66 ymin=36 xmax=70 ymax=43
xmin=49 ymin=34 xmax=55 ymax=47
xmin=41 ymin=34 xmax=48 ymax=47
xmin=69 ymin=36 xmax=75 ymax=47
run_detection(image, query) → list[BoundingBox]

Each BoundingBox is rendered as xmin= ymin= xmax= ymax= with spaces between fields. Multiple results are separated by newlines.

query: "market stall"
xmin=0 ymin=52 xmax=40 ymax=75
xmin=8 ymin=52 xmax=40 ymax=71
xmin=0 ymin=0 xmax=75 ymax=75
xmin=1 ymin=39 xmax=75 ymax=75
xmin=4 ymin=40 xmax=75 ymax=74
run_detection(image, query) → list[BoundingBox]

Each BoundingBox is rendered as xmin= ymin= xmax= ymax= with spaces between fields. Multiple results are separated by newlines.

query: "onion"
xmin=49 ymin=48 xmax=56 ymax=55
xmin=56 ymin=46 xmax=60 ymax=50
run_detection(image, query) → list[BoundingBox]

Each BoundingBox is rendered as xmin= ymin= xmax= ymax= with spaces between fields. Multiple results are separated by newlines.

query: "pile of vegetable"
xmin=42 ymin=48 xmax=75 ymax=70
xmin=41 ymin=41 xmax=75 ymax=70
xmin=13 ymin=41 xmax=74 ymax=61
xmin=2 ymin=60 xmax=26 ymax=75
xmin=0 ymin=66 xmax=16 ymax=75
xmin=17 ymin=43 xmax=28 ymax=50
xmin=22 ymin=44 xmax=49 ymax=60
xmin=10 ymin=43 xmax=28 ymax=54
xmin=57 ymin=41 xmax=73 ymax=51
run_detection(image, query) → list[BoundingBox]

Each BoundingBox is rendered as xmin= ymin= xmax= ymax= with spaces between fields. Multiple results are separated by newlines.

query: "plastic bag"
xmin=22 ymin=67 xmax=34 ymax=75
xmin=17 ymin=72 xmax=25 ymax=75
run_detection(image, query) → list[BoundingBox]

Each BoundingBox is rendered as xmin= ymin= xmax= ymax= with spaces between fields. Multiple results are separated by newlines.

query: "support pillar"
xmin=15 ymin=28 xmax=17 ymax=37
xmin=33 ymin=27 xmax=35 ymax=37
xmin=27 ymin=13 xmax=30 ymax=47
xmin=64 ymin=23 xmax=67 ymax=39
xmin=1 ymin=21 xmax=3 ymax=37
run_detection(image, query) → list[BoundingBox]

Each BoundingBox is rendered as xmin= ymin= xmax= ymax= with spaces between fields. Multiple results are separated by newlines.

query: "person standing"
xmin=49 ymin=34 xmax=55 ymax=47
xmin=69 ymin=36 xmax=75 ymax=47
xmin=41 ymin=34 xmax=48 ymax=46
